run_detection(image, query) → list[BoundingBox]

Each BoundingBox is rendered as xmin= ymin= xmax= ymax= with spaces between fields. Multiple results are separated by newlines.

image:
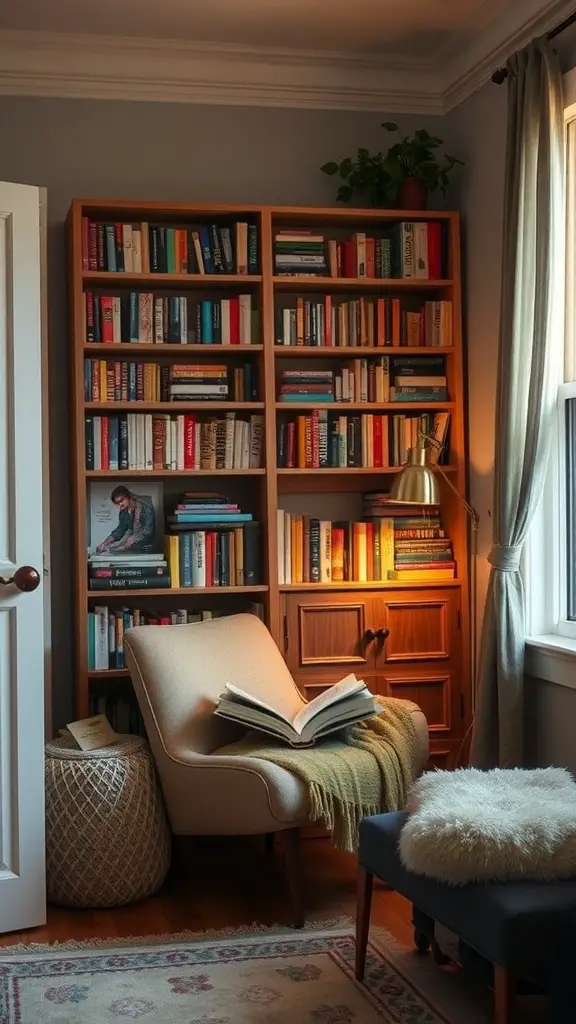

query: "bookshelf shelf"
xmin=277 ymin=466 xmax=456 ymax=476
xmin=85 ymin=468 xmax=266 ymax=478
xmin=84 ymin=344 xmax=263 ymax=355
xmin=82 ymin=272 xmax=262 ymax=287
xmin=274 ymin=346 xmax=456 ymax=357
xmin=279 ymin=580 xmax=463 ymax=592
xmin=70 ymin=199 xmax=469 ymax=756
xmin=273 ymin=277 xmax=452 ymax=292
xmin=275 ymin=402 xmax=455 ymax=412
xmin=88 ymin=669 xmax=131 ymax=679
xmin=87 ymin=585 xmax=269 ymax=598
xmin=86 ymin=401 xmax=265 ymax=412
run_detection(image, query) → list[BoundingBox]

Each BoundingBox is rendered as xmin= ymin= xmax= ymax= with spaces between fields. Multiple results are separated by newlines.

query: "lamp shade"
xmin=389 ymin=447 xmax=441 ymax=505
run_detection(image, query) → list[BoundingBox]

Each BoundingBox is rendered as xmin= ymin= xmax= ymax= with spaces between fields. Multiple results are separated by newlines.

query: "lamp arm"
xmin=418 ymin=430 xmax=479 ymax=530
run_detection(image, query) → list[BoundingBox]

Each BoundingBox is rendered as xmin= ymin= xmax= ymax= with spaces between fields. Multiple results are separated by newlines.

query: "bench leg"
xmin=494 ymin=965 xmax=516 ymax=1024
xmin=355 ymin=865 xmax=373 ymax=981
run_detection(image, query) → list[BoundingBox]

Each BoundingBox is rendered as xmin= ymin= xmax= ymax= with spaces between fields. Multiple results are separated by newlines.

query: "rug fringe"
xmin=0 ymin=915 xmax=353 ymax=953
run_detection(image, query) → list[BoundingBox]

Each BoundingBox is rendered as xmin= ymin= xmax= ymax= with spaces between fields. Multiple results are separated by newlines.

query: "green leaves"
xmin=320 ymin=123 xmax=463 ymax=204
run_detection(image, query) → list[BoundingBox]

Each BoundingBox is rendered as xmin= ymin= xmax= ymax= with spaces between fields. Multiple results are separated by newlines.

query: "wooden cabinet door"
xmin=283 ymin=592 xmax=380 ymax=696
xmin=371 ymin=588 xmax=464 ymax=742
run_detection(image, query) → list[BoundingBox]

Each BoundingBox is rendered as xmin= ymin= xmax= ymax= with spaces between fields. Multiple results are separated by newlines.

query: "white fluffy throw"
xmin=399 ymin=767 xmax=576 ymax=885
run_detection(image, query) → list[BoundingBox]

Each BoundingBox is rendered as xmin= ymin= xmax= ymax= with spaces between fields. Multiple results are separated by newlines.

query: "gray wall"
xmin=0 ymin=96 xmax=448 ymax=728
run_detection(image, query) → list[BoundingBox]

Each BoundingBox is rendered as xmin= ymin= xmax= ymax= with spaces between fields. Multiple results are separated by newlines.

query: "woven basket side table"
xmin=45 ymin=735 xmax=171 ymax=908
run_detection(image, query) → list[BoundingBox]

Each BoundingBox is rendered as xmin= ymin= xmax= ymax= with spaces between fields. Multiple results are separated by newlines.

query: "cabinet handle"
xmin=364 ymin=627 xmax=389 ymax=644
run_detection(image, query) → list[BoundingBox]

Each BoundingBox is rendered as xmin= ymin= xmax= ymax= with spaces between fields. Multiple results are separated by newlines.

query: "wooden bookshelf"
xmin=68 ymin=200 xmax=470 ymax=767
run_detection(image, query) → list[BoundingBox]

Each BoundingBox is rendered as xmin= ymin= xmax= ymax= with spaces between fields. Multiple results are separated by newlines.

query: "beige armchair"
xmin=124 ymin=612 xmax=428 ymax=925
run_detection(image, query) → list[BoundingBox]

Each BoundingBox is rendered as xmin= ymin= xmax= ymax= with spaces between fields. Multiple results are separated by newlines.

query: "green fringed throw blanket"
xmin=217 ymin=697 xmax=421 ymax=852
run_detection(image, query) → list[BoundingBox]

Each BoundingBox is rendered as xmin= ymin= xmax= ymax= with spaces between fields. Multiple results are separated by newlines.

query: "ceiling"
xmin=0 ymin=0 xmax=571 ymax=112
xmin=0 ymin=0 xmax=504 ymax=57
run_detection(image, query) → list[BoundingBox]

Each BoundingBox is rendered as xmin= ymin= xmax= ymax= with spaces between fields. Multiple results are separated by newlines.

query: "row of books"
xmin=88 ymin=606 xmax=224 ymax=670
xmin=84 ymin=360 xmax=257 ymax=404
xmin=87 ymin=605 xmax=264 ymax=671
xmin=85 ymin=413 xmax=265 ymax=471
xmin=277 ymin=511 xmax=454 ymax=584
xmin=82 ymin=219 xmax=259 ymax=275
xmin=276 ymin=411 xmax=450 ymax=469
xmin=363 ymin=493 xmax=456 ymax=578
xmin=273 ymin=223 xmax=444 ymax=279
xmin=84 ymin=292 xmax=257 ymax=346
xmin=275 ymin=297 xmax=452 ymax=349
xmin=88 ymin=692 xmax=144 ymax=736
xmin=277 ymin=356 xmax=447 ymax=404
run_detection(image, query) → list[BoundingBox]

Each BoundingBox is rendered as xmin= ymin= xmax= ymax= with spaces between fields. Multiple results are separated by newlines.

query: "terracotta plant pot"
xmin=399 ymin=176 xmax=428 ymax=211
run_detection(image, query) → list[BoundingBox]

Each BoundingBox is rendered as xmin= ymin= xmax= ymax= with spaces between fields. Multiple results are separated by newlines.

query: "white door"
xmin=0 ymin=182 xmax=46 ymax=933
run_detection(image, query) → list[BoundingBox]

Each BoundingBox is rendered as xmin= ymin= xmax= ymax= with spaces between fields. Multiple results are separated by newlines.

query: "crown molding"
xmin=0 ymin=2 xmax=571 ymax=116
xmin=442 ymin=0 xmax=576 ymax=110
xmin=0 ymin=30 xmax=443 ymax=114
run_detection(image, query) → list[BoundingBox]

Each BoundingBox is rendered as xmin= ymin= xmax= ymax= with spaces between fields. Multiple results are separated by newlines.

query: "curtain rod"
xmin=492 ymin=8 xmax=576 ymax=83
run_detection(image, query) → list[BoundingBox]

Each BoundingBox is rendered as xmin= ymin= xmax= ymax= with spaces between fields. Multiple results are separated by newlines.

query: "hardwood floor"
xmin=0 ymin=837 xmax=414 ymax=947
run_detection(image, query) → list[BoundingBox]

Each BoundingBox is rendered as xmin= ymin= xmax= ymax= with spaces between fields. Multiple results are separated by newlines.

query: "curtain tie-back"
xmin=488 ymin=545 xmax=522 ymax=572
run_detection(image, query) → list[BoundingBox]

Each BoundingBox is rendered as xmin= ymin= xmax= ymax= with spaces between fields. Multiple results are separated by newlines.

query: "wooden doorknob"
xmin=0 ymin=566 xmax=41 ymax=592
xmin=375 ymin=628 xmax=390 ymax=642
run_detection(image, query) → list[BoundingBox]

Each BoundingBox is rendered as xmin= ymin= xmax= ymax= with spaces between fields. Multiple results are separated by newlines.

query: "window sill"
xmin=525 ymin=635 xmax=576 ymax=689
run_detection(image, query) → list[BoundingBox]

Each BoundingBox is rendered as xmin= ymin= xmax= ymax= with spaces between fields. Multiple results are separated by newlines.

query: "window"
xmin=525 ymin=94 xmax=574 ymax=649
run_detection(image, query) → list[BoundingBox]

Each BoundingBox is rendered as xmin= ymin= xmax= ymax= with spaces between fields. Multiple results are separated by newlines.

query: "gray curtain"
xmin=470 ymin=37 xmax=565 ymax=768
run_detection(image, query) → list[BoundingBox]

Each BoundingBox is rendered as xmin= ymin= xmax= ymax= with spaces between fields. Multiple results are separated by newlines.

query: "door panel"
xmin=0 ymin=182 xmax=45 ymax=934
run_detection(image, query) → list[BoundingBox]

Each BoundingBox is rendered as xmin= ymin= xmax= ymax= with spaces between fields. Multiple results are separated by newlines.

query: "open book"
xmin=214 ymin=673 xmax=377 ymax=747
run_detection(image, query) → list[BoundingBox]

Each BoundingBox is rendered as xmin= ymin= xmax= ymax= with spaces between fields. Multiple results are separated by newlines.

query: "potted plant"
xmin=320 ymin=148 xmax=400 ymax=208
xmin=321 ymin=124 xmax=462 ymax=210
xmin=381 ymin=123 xmax=463 ymax=210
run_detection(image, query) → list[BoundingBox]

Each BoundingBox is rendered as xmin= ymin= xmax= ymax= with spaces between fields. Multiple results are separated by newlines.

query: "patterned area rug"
xmin=0 ymin=923 xmax=537 ymax=1024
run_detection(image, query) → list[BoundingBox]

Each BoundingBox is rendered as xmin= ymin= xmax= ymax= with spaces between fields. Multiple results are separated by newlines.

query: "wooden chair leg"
xmin=355 ymin=865 xmax=373 ymax=981
xmin=494 ymin=965 xmax=516 ymax=1024
xmin=282 ymin=828 xmax=304 ymax=929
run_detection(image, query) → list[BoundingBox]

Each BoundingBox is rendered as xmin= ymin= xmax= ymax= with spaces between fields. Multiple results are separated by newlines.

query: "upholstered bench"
xmin=355 ymin=810 xmax=576 ymax=1024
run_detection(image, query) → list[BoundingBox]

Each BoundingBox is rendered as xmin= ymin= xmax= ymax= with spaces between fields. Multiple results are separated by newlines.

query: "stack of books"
xmin=84 ymin=292 xmax=257 ymax=345
xmin=164 ymin=494 xmax=262 ymax=588
xmin=81 ymin=219 xmax=259 ymax=274
xmin=278 ymin=369 xmax=334 ymax=403
xmin=390 ymin=356 xmax=447 ymax=403
xmin=363 ymin=493 xmax=456 ymax=581
xmin=88 ymin=552 xmax=170 ymax=591
xmin=274 ymin=231 xmax=327 ymax=277
xmin=169 ymin=364 xmax=228 ymax=402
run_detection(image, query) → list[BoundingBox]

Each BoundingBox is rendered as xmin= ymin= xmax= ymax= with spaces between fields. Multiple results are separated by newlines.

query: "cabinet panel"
xmin=284 ymin=592 xmax=378 ymax=683
xmin=374 ymin=589 xmax=459 ymax=665
xmin=378 ymin=673 xmax=452 ymax=732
